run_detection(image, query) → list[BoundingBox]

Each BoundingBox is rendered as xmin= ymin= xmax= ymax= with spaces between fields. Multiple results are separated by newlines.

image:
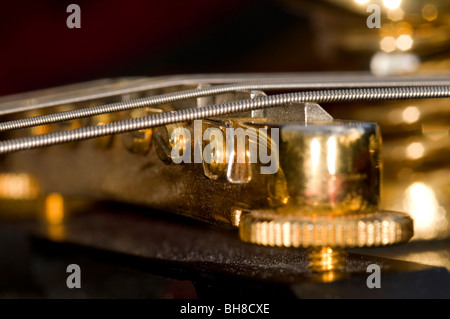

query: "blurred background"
xmin=1 ymin=0 xmax=450 ymax=297
xmin=2 ymin=0 xmax=448 ymax=97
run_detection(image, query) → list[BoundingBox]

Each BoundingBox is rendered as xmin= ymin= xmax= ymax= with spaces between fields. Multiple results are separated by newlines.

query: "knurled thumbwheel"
xmin=239 ymin=209 xmax=414 ymax=249
xmin=238 ymin=209 xmax=413 ymax=273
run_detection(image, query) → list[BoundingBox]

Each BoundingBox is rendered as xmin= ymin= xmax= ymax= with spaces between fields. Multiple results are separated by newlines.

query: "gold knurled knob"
xmin=239 ymin=209 xmax=414 ymax=248
xmin=239 ymin=209 xmax=413 ymax=275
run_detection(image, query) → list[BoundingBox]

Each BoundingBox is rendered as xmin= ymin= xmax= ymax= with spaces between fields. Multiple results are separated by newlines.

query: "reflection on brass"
xmin=154 ymin=123 xmax=187 ymax=164
xmin=43 ymin=193 xmax=69 ymax=241
xmin=0 ymin=173 xmax=41 ymax=220
xmin=0 ymin=173 xmax=39 ymax=200
xmin=201 ymin=121 xmax=228 ymax=180
xmin=39 ymin=193 xmax=95 ymax=240
xmin=230 ymin=209 xmax=242 ymax=227
xmin=279 ymin=122 xmax=381 ymax=215
xmin=266 ymin=168 xmax=290 ymax=207
xmin=55 ymin=105 xmax=82 ymax=132
xmin=122 ymin=128 xmax=153 ymax=154
xmin=310 ymin=269 xmax=347 ymax=283
xmin=44 ymin=193 xmax=64 ymax=225
xmin=121 ymin=108 xmax=161 ymax=154
xmin=92 ymin=113 xmax=114 ymax=148
xmin=396 ymin=250 xmax=450 ymax=271
xmin=26 ymin=109 xmax=51 ymax=136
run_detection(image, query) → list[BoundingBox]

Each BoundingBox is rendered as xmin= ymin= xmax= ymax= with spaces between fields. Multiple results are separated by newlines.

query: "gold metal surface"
xmin=0 ymin=173 xmax=39 ymax=200
xmin=44 ymin=193 xmax=65 ymax=226
xmin=92 ymin=113 xmax=114 ymax=148
xmin=279 ymin=121 xmax=381 ymax=215
xmin=0 ymin=172 xmax=41 ymax=219
xmin=121 ymin=108 xmax=160 ymax=154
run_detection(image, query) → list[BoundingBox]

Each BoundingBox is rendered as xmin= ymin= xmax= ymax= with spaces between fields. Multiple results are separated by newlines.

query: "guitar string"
xmin=1 ymin=77 xmax=450 ymax=132
xmin=0 ymin=86 xmax=448 ymax=154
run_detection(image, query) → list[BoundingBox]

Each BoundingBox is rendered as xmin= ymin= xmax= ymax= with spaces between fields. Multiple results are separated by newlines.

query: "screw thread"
xmin=307 ymin=247 xmax=348 ymax=273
